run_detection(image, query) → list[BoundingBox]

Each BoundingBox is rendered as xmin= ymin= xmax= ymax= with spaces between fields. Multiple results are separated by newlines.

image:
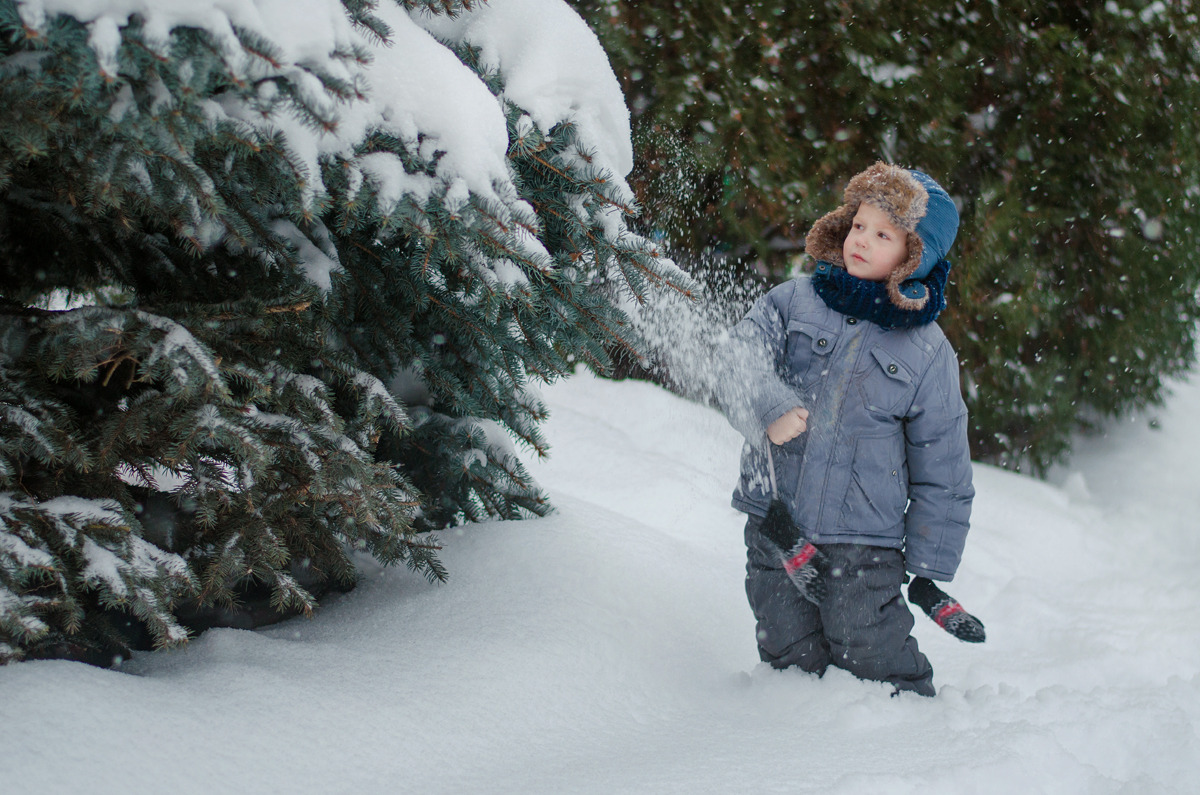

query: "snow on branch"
xmin=0 ymin=491 xmax=194 ymax=658
xmin=17 ymin=0 xmax=512 ymax=210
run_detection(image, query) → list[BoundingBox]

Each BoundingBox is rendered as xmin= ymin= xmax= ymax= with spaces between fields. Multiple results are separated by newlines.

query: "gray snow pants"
xmin=744 ymin=513 xmax=936 ymax=697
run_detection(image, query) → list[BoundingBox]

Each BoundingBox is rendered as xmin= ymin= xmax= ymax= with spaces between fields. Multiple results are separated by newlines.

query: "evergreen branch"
xmin=207 ymin=301 xmax=312 ymax=321
xmin=98 ymin=353 xmax=138 ymax=388
xmin=527 ymin=152 xmax=637 ymax=214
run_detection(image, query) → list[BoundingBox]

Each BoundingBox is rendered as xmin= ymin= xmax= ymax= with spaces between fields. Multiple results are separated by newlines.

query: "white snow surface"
xmin=3 ymin=367 xmax=1199 ymax=793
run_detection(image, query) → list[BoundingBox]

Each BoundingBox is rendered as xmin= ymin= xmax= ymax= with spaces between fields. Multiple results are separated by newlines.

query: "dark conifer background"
xmin=571 ymin=0 xmax=1200 ymax=470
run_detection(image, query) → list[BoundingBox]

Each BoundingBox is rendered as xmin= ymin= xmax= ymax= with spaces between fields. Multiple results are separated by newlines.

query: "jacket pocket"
xmin=786 ymin=320 xmax=839 ymax=396
xmin=838 ymin=433 xmax=908 ymax=536
xmin=858 ymin=346 xmax=916 ymax=419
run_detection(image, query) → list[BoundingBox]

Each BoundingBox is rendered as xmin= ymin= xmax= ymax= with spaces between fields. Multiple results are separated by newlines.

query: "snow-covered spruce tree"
xmin=0 ymin=0 xmax=686 ymax=663
xmin=574 ymin=0 xmax=1200 ymax=472
xmin=325 ymin=5 xmax=691 ymax=531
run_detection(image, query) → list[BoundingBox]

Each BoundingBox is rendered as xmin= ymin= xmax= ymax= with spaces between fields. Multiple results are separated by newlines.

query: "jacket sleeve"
xmin=902 ymin=339 xmax=974 ymax=582
xmin=714 ymin=280 xmax=805 ymax=447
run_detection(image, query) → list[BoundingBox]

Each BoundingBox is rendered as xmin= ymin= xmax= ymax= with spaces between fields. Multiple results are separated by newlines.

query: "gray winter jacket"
xmin=721 ymin=276 xmax=974 ymax=582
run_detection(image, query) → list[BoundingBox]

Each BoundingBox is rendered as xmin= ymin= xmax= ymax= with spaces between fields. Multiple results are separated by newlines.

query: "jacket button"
xmin=847 ymin=317 xmax=858 ymax=325
xmin=887 ymin=363 xmax=898 ymax=374
xmin=892 ymin=470 xmax=898 ymax=476
xmin=818 ymin=338 xmax=828 ymax=347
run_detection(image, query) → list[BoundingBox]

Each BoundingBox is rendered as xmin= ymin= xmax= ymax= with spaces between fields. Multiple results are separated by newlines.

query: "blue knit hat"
xmin=908 ymin=170 xmax=959 ymax=280
xmin=805 ymin=162 xmax=959 ymax=310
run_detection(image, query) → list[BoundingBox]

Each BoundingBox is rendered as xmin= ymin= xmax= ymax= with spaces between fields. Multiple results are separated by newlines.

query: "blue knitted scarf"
xmin=811 ymin=258 xmax=950 ymax=330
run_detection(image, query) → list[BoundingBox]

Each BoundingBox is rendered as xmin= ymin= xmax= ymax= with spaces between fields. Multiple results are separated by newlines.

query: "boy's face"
xmin=842 ymin=202 xmax=908 ymax=282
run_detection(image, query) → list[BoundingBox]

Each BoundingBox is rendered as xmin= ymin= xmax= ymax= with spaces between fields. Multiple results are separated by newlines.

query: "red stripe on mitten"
xmin=907 ymin=577 xmax=986 ymax=643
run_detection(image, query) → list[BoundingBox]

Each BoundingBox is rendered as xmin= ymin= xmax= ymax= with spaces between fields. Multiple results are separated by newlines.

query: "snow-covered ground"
xmin=3 ymin=368 xmax=1199 ymax=793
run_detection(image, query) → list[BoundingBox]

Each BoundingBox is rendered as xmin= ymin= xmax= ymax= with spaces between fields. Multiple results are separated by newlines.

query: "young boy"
xmin=721 ymin=162 xmax=974 ymax=696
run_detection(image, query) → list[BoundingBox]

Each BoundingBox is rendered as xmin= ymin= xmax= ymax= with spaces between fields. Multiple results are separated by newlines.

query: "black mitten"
xmin=907 ymin=576 xmax=986 ymax=643
xmin=761 ymin=499 xmax=828 ymax=606
xmin=760 ymin=498 xmax=800 ymax=548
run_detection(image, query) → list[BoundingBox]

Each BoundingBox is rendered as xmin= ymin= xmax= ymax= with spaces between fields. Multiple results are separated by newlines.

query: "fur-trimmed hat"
xmin=804 ymin=162 xmax=959 ymax=310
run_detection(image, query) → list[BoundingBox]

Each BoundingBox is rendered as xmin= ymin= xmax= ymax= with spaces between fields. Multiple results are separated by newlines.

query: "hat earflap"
xmin=885 ymin=232 xmax=929 ymax=311
xmin=803 ymin=204 xmax=855 ymax=266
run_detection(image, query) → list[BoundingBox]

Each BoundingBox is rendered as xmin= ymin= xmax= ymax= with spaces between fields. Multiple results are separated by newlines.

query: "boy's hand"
xmin=907 ymin=576 xmax=986 ymax=643
xmin=767 ymin=407 xmax=809 ymax=445
xmin=762 ymin=499 xmax=827 ymax=606
xmin=778 ymin=541 xmax=828 ymax=606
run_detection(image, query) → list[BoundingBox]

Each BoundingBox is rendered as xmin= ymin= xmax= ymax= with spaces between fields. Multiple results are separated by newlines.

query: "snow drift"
xmin=2 ymin=368 xmax=1198 ymax=793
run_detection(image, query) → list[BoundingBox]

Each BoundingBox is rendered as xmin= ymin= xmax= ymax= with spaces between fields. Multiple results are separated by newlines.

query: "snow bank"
xmin=2 ymin=368 xmax=1199 ymax=793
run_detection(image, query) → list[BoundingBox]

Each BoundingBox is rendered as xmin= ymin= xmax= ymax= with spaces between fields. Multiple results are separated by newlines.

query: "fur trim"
xmin=844 ymin=162 xmax=928 ymax=232
xmin=804 ymin=204 xmax=854 ymax=265
xmin=804 ymin=161 xmax=932 ymax=310
xmin=886 ymin=262 xmax=928 ymax=310
xmin=885 ymin=236 xmax=926 ymax=308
